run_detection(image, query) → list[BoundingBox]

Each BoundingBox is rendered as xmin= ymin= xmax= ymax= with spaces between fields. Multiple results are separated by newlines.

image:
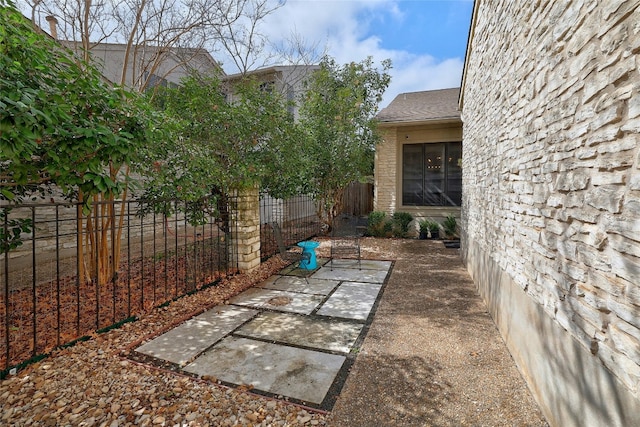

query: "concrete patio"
xmin=134 ymin=258 xmax=392 ymax=410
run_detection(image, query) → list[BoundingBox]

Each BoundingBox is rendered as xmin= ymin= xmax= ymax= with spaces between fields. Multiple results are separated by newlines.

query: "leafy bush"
xmin=367 ymin=211 xmax=393 ymax=237
xmin=392 ymin=212 xmax=414 ymax=238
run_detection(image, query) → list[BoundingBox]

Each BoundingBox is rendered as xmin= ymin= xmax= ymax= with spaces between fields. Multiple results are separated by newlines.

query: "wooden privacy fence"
xmin=341 ymin=182 xmax=373 ymax=217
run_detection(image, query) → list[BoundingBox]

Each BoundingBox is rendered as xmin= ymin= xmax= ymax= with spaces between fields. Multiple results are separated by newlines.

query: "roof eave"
xmin=223 ymin=64 xmax=320 ymax=82
xmin=376 ymin=116 xmax=462 ymax=128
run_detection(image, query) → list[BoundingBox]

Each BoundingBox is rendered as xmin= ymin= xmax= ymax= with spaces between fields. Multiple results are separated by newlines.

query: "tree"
xmin=1 ymin=0 xmax=153 ymax=285
xmin=298 ymin=56 xmax=391 ymax=229
xmin=1 ymin=0 xmax=148 ymax=200
xmin=26 ymin=0 xmax=285 ymax=92
xmin=142 ymin=73 xmax=304 ymax=202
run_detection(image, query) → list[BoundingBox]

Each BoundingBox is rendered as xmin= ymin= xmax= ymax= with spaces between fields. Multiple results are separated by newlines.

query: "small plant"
xmin=367 ymin=211 xmax=393 ymax=237
xmin=392 ymin=212 xmax=414 ymax=238
xmin=443 ymin=215 xmax=458 ymax=239
xmin=419 ymin=219 xmax=440 ymax=239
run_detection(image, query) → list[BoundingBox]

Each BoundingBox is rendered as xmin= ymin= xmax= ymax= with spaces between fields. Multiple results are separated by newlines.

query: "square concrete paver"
xmin=183 ymin=336 xmax=346 ymax=405
xmin=132 ymin=259 xmax=392 ymax=409
xmin=229 ymin=288 xmax=325 ymax=314
xmin=312 ymin=266 xmax=389 ymax=284
xmin=317 ymin=282 xmax=383 ymax=320
xmin=258 ymin=276 xmax=339 ymax=295
xmin=135 ymin=306 xmax=258 ymax=366
xmin=328 ymin=259 xmax=392 ymax=271
xmin=235 ymin=311 xmax=364 ymax=353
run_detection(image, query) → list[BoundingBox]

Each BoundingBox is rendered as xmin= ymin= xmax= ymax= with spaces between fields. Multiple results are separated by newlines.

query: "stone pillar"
xmin=230 ymin=185 xmax=261 ymax=273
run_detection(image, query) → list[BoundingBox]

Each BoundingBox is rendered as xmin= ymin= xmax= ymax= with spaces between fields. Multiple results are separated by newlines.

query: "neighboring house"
xmin=61 ymin=41 xmax=222 ymax=91
xmin=374 ymin=88 xmax=462 ymax=221
xmin=223 ymin=65 xmax=320 ymax=120
xmin=44 ymin=15 xmax=221 ymax=92
xmin=460 ymin=1 xmax=640 ymax=426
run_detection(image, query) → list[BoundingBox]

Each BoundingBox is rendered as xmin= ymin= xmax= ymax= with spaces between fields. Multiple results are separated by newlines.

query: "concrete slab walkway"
xmin=135 ymin=258 xmax=392 ymax=410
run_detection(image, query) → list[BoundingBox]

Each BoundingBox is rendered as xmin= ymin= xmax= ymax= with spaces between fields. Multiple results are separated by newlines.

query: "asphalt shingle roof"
xmin=376 ymin=87 xmax=461 ymax=123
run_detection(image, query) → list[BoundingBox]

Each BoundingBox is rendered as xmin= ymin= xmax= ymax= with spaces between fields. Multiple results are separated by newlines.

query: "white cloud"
xmin=383 ymin=56 xmax=464 ymax=107
xmin=255 ymin=0 xmax=465 ymax=108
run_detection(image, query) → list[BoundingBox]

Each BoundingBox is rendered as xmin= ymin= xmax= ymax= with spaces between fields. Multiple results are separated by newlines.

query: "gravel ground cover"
xmin=0 ymin=238 xmax=547 ymax=426
xmin=327 ymin=239 xmax=549 ymax=427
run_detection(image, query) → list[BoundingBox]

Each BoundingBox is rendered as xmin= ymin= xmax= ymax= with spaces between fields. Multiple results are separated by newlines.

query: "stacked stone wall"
xmin=462 ymin=1 xmax=640 ymax=424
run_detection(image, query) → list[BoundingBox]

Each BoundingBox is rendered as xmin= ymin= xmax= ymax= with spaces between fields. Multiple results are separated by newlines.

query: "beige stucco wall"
xmin=60 ymin=42 xmax=219 ymax=90
xmin=374 ymin=122 xmax=462 ymax=221
xmin=461 ymin=1 xmax=640 ymax=425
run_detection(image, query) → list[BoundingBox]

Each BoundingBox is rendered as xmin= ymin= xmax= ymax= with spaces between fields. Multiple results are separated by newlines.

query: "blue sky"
xmin=261 ymin=0 xmax=475 ymax=108
xmin=24 ymin=0 xmax=473 ymax=109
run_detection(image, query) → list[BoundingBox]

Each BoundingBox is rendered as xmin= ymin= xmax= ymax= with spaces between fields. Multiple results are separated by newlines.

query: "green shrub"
xmin=392 ymin=212 xmax=414 ymax=238
xmin=443 ymin=215 xmax=458 ymax=238
xmin=419 ymin=219 xmax=440 ymax=233
xmin=367 ymin=211 xmax=393 ymax=237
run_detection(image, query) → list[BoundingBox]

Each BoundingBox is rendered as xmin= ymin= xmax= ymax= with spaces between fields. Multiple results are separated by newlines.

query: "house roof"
xmin=376 ymin=87 xmax=461 ymax=125
xmin=58 ymin=41 xmax=223 ymax=88
xmin=223 ymin=64 xmax=319 ymax=82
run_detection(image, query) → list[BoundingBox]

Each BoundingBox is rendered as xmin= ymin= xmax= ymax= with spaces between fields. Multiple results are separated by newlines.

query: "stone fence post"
xmin=230 ymin=185 xmax=261 ymax=273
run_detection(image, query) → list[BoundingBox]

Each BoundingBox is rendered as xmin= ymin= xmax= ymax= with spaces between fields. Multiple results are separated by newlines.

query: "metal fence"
xmin=1 ymin=197 xmax=238 ymax=372
xmin=259 ymin=193 xmax=323 ymax=260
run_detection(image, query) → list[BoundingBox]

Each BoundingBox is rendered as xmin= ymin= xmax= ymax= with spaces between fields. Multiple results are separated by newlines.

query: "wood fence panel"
xmin=341 ymin=182 xmax=373 ymax=217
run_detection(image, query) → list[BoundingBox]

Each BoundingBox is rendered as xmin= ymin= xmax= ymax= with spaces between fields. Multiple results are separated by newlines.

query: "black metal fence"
xmin=1 ymin=197 xmax=238 ymax=372
xmin=259 ymin=193 xmax=323 ymax=260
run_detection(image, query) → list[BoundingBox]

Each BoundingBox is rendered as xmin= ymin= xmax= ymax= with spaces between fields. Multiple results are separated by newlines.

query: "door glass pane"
xmin=401 ymin=142 xmax=462 ymax=207
xmin=402 ymin=144 xmax=423 ymax=205
xmin=423 ymin=144 xmax=444 ymax=206
xmin=445 ymin=142 xmax=462 ymax=206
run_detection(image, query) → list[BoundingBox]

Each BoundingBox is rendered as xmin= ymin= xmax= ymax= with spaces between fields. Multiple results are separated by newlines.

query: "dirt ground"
xmin=0 ymin=238 xmax=548 ymax=426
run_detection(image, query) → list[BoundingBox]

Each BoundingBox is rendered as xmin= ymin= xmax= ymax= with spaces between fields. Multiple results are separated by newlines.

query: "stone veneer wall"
xmin=461 ymin=1 xmax=640 ymax=426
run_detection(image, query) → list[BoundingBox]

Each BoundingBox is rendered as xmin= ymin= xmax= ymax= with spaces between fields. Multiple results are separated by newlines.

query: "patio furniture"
xmin=297 ymin=240 xmax=320 ymax=270
xmin=272 ymin=222 xmax=312 ymax=283
xmin=330 ymin=214 xmax=362 ymax=270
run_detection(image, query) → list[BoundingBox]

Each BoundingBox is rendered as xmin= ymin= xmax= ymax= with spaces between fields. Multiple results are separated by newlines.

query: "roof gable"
xmin=377 ymin=87 xmax=461 ymax=124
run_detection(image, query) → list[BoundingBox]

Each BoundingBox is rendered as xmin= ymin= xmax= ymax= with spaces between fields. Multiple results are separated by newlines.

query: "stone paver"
xmin=328 ymin=259 xmax=392 ymax=271
xmin=317 ymin=282 xmax=383 ymax=320
xmin=136 ymin=306 xmax=258 ymax=366
xmin=312 ymin=266 xmax=389 ymax=283
xmin=258 ymin=275 xmax=339 ymax=295
xmin=235 ymin=311 xmax=364 ymax=353
xmin=229 ymin=287 xmax=325 ymax=315
xmin=183 ymin=336 xmax=346 ymax=405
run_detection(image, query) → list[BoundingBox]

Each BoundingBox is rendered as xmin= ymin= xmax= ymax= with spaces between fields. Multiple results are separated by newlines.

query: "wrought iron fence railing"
xmin=1 ymin=197 xmax=238 ymax=372
xmin=259 ymin=193 xmax=323 ymax=260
